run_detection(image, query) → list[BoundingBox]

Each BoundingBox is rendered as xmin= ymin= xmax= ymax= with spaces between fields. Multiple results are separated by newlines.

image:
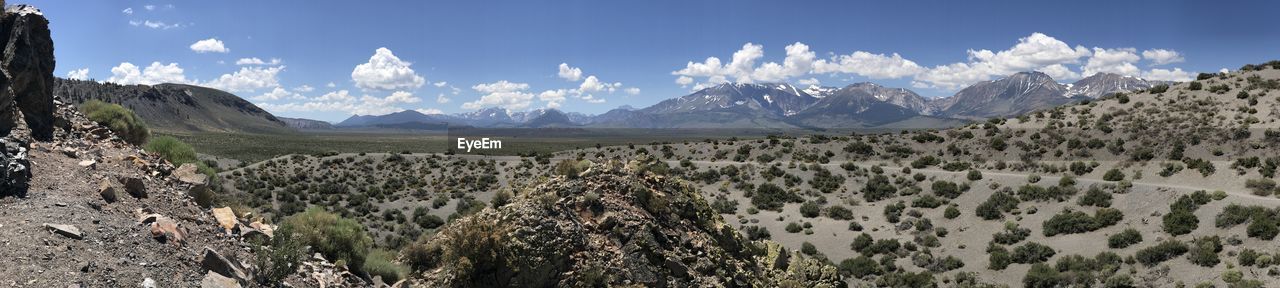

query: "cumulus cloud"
xmin=293 ymin=85 xmax=315 ymax=93
xmin=672 ymin=42 xmax=926 ymax=89
xmin=557 ymin=63 xmax=583 ymax=81
xmin=251 ymin=87 xmax=306 ymax=101
xmin=432 ymin=81 xmax=447 ymax=87
xmin=107 ymin=62 xmax=189 ymax=85
xmin=235 ymin=57 xmax=281 ymax=65
xmin=675 ymin=76 xmax=694 ymax=86
xmin=122 ymin=8 xmax=133 ymax=15
xmin=66 ymin=68 xmax=90 ymax=80
xmin=1142 ymin=68 xmax=1194 ymax=82
xmin=436 ymin=93 xmax=450 ymax=104
xmin=1082 ymin=47 xmax=1140 ymax=76
xmin=578 ymin=75 xmax=620 ymax=94
xmin=463 ymin=80 xmax=535 ymax=110
xmin=1142 ymin=49 xmax=1184 ymax=66
xmin=144 ymin=5 xmax=156 ymax=11
xmin=797 ymin=78 xmax=821 ymax=86
xmin=538 ymin=89 xmax=569 ymax=108
xmin=415 ymin=108 xmax=444 ymax=115
xmin=258 ymin=89 xmax=427 ymax=116
xmin=189 ymin=38 xmax=229 ymax=53
xmin=351 ymin=47 xmax=425 ymax=90
xmin=203 ymin=66 xmax=284 ymax=92
xmin=1036 ymin=64 xmax=1080 ymax=80
xmin=625 ymin=87 xmax=641 ymax=95
xmin=813 ymin=51 xmax=925 ymax=79
xmin=914 ymin=33 xmax=1091 ymax=89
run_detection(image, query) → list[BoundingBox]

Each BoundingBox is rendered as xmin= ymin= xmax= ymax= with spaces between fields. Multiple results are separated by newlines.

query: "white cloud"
xmin=624 ymin=87 xmax=641 ymax=95
xmin=539 ymin=89 xmax=569 ymax=108
xmin=436 ymin=93 xmax=451 ymax=104
xmin=1142 ymin=68 xmax=1194 ymax=82
xmin=326 ymin=82 xmax=337 ymax=88
xmin=203 ymin=66 xmax=285 ymax=92
xmin=415 ymin=108 xmax=444 ymax=115
xmin=812 ymin=50 xmax=925 ymax=79
xmin=144 ymin=5 xmax=156 ymax=11
xmin=351 ymin=47 xmax=426 ymax=90
xmin=463 ymin=80 xmax=534 ymax=110
xmin=578 ymin=75 xmax=620 ymax=94
xmin=293 ymin=85 xmax=315 ymax=92
xmin=235 ymin=57 xmax=281 ymax=65
xmin=1036 ymin=64 xmax=1080 ymax=80
xmin=580 ymin=94 xmax=606 ymax=104
xmin=258 ymin=89 xmax=425 ymax=116
xmin=1220 ymin=68 xmax=1230 ymax=74
xmin=251 ymin=87 xmax=306 ymax=101
xmin=385 ymin=91 xmax=421 ymax=104
xmin=557 ymin=63 xmax=583 ymax=81
xmin=130 ymin=20 xmax=182 ymax=30
xmin=66 ymin=68 xmax=90 ymax=80
xmin=432 ymin=81 xmax=447 ymax=87
xmin=1082 ymin=47 xmax=1140 ymax=76
xmin=122 ymin=8 xmax=133 ymax=15
xmin=914 ymin=33 xmax=1091 ymax=89
xmin=675 ymin=76 xmax=693 ymax=86
xmin=189 ymin=38 xmax=229 ymax=53
xmin=797 ymin=77 xmax=820 ymax=86
xmin=1141 ymin=49 xmax=1184 ymax=66
xmin=107 ymin=62 xmax=189 ymax=85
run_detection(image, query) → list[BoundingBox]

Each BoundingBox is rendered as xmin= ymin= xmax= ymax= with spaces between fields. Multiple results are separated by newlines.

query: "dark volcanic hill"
xmin=53 ymin=78 xmax=292 ymax=134
xmin=278 ymin=117 xmax=332 ymax=130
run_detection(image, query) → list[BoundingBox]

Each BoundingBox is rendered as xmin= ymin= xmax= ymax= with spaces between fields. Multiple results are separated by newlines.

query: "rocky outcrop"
xmin=0 ymin=4 xmax=54 ymax=197
xmin=413 ymin=158 xmax=844 ymax=287
xmin=0 ymin=4 xmax=54 ymax=140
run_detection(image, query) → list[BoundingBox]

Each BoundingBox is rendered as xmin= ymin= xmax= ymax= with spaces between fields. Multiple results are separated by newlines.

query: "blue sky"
xmin=29 ymin=0 xmax=1280 ymax=122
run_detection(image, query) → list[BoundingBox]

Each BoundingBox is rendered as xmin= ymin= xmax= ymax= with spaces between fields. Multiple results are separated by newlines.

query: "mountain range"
xmin=52 ymin=72 xmax=1170 ymax=132
xmin=331 ymin=72 xmax=1169 ymax=129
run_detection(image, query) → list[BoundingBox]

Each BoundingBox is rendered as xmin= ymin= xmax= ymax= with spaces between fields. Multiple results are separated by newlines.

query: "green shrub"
xmin=967 ymin=169 xmax=983 ymax=180
xmin=1188 ymin=81 xmax=1202 ymax=90
xmin=839 ymin=255 xmax=880 ymax=278
xmin=800 ymin=201 xmax=821 ymax=218
xmin=413 ymin=208 xmax=445 ymax=230
xmin=1012 ymin=242 xmax=1056 ymax=264
xmin=1186 ymin=236 xmax=1222 ymax=267
xmin=281 ymin=207 xmax=373 ymax=270
xmin=1107 ymin=229 xmax=1142 ymax=249
xmin=1022 ymin=263 xmax=1063 ymax=288
xmin=1077 ymin=186 xmax=1112 ymax=207
xmin=363 ymin=249 xmax=409 ymax=283
xmin=1102 ymin=169 xmax=1124 ymax=181
xmin=988 ymin=244 xmax=1012 ymax=270
xmin=81 ymin=100 xmax=150 ymax=145
xmin=801 ymin=242 xmax=818 ymax=255
xmin=1135 ymin=240 xmax=1188 ymax=266
xmin=1042 ymin=208 xmax=1123 ymax=236
xmin=862 ymin=175 xmax=898 ymax=202
xmin=825 ymin=205 xmax=854 ymax=220
xmin=145 ymin=136 xmax=198 ymax=166
xmin=1162 ymin=209 xmax=1199 ymax=236
xmin=944 ymin=206 xmax=960 ymax=219
xmin=785 ymin=222 xmax=803 ymax=233
xmin=976 ymin=190 xmax=1020 ymax=220
xmin=931 ymin=180 xmax=965 ymax=199
xmin=253 ymin=225 xmax=306 ymax=285
xmin=752 ymin=183 xmax=800 ymax=211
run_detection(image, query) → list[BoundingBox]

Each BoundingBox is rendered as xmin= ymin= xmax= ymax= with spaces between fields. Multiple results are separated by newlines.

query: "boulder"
xmin=0 ymin=137 xmax=29 ymax=197
xmin=120 ymin=177 xmax=145 ymax=198
xmin=200 ymin=247 xmax=251 ymax=283
xmin=97 ymin=179 xmax=117 ymax=203
xmin=1 ymin=5 xmax=56 ymax=140
xmin=200 ymin=272 xmax=241 ymax=288
xmin=147 ymin=216 xmax=186 ymax=246
xmin=43 ymin=223 xmax=82 ymax=239
xmin=211 ymin=207 xmax=237 ymax=231
xmin=174 ymin=163 xmax=208 ymax=185
xmin=77 ymin=159 xmax=94 ymax=168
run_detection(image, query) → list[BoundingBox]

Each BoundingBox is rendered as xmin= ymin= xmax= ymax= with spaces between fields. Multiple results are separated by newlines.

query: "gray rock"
xmin=1 ymin=5 xmax=56 ymax=140
xmin=201 ymin=271 xmax=241 ymax=288
xmin=120 ymin=177 xmax=145 ymax=198
xmin=0 ymin=137 xmax=29 ymax=197
xmin=200 ymin=247 xmax=251 ymax=284
xmin=43 ymin=223 xmax=82 ymax=239
xmin=97 ymin=179 xmax=116 ymax=203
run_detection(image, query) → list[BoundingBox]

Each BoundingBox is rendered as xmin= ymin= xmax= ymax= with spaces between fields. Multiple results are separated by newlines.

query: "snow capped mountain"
xmin=1066 ymin=73 xmax=1165 ymax=98
xmin=842 ymin=82 xmax=936 ymax=115
xmin=932 ymin=71 xmax=1076 ymax=119
xmin=639 ymin=82 xmax=819 ymax=117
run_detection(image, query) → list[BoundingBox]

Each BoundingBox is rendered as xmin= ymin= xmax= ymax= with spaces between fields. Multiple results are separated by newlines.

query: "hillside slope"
xmin=53 ymin=78 xmax=292 ymax=134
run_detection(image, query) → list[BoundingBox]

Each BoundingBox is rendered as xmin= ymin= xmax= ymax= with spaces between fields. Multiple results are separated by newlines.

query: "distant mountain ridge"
xmin=337 ymin=71 xmax=1169 ymax=129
